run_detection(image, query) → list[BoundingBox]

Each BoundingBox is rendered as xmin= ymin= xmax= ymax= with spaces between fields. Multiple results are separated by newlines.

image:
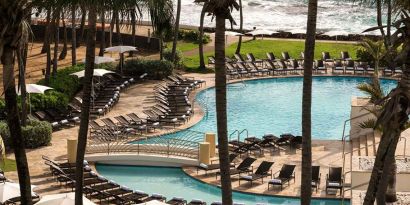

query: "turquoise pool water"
xmin=173 ymin=76 xmax=396 ymax=140
xmin=96 ymin=164 xmax=348 ymax=205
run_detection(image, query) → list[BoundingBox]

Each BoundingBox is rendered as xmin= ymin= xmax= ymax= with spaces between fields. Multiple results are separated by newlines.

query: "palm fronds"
xmin=357 ymin=75 xmax=385 ymax=104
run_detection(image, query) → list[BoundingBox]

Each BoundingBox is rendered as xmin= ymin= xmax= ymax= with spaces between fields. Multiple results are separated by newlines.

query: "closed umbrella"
xmin=35 ymin=192 xmax=96 ymax=205
xmin=0 ymin=182 xmax=36 ymax=203
xmin=16 ymin=84 xmax=53 ymax=114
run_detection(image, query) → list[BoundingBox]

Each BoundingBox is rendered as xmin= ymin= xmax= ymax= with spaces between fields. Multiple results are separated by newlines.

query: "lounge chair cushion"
xmin=97 ymin=176 xmax=106 ymax=181
xmin=152 ymin=193 xmax=164 ymax=198
xmin=328 ymin=182 xmax=341 ymax=187
xmin=172 ymin=197 xmax=185 ymax=201
xmin=269 ymin=179 xmax=282 ymax=184
xmin=211 ymin=202 xmax=222 ymax=205
xmin=134 ymin=190 xmax=146 ymax=195
xmin=191 ymin=199 xmax=204 ymax=203
xmin=241 ymin=175 xmax=253 ymax=180
xmin=199 ymin=163 xmax=208 ymax=169
xmin=121 ymin=186 xmax=132 ymax=191
xmin=311 ymin=181 xmax=317 ymax=186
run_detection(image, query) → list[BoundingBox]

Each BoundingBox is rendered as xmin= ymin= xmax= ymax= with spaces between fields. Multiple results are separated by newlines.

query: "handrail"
xmin=400 ymin=137 xmax=407 ymax=158
xmin=238 ymin=129 xmax=249 ymax=140
xmin=229 ymin=130 xmax=240 ymax=142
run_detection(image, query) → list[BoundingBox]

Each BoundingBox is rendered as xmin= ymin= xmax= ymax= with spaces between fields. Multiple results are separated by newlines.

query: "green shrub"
xmin=179 ymin=30 xmax=211 ymax=44
xmin=30 ymin=91 xmax=69 ymax=112
xmin=0 ymin=120 xmax=52 ymax=149
xmin=123 ymin=59 xmax=173 ymax=80
xmin=163 ymin=49 xmax=184 ymax=68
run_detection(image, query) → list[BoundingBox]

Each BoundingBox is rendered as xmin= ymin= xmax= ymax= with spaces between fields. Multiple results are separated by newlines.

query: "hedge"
xmin=123 ymin=59 xmax=173 ymax=80
xmin=0 ymin=120 xmax=52 ymax=149
xmin=179 ymin=29 xmax=211 ymax=44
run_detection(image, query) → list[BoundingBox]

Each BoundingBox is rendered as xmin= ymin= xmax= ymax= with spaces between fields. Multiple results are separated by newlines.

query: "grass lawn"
xmin=165 ymin=41 xmax=211 ymax=53
xmin=1 ymin=158 xmax=17 ymax=172
xmin=184 ymin=39 xmax=359 ymax=70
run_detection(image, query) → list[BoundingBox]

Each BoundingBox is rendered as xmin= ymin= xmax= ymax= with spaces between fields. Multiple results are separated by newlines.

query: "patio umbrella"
xmin=35 ymin=192 xmax=96 ymax=205
xmin=70 ymin=69 xmax=115 ymax=78
xmin=16 ymin=84 xmax=53 ymax=114
xmin=222 ymin=31 xmax=244 ymax=46
xmin=0 ymin=182 xmax=37 ymax=203
xmin=246 ymin=29 xmax=277 ymax=39
xmin=82 ymin=56 xmax=115 ymax=65
xmin=136 ymin=200 xmax=169 ymax=205
xmin=105 ymin=46 xmax=138 ymax=73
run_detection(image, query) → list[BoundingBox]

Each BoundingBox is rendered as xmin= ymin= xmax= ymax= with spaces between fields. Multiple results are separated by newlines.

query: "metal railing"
xmin=86 ymin=127 xmax=202 ymax=159
xmin=228 ymin=129 xmax=249 ymax=142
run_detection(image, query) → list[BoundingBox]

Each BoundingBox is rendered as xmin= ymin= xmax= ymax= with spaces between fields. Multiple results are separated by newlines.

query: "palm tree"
xmin=0 ymin=0 xmax=33 ymax=204
xmin=197 ymin=1 xmax=238 ymax=204
xmin=235 ymin=0 xmax=243 ymax=54
xmin=98 ymin=8 xmax=106 ymax=56
xmin=197 ymin=1 xmax=208 ymax=70
xmin=171 ymin=0 xmax=181 ymax=64
xmin=363 ymin=12 xmax=410 ymax=205
xmin=59 ymin=11 xmax=68 ymax=60
xmin=301 ymin=0 xmax=318 ymax=203
xmin=71 ymin=2 xmax=77 ymax=65
xmin=74 ymin=3 xmax=97 ymax=204
xmin=52 ymin=9 xmax=60 ymax=78
xmin=359 ymin=38 xmax=386 ymax=76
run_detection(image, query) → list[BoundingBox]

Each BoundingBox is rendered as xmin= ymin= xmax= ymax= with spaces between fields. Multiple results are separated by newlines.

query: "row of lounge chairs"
xmin=228 ymin=134 xmax=302 ymax=156
xmin=197 ymin=156 xmax=343 ymax=195
xmin=30 ymin=108 xmax=80 ymax=131
xmin=42 ymin=156 xmax=209 ymax=205
xmin=209 ymin=51 xmax=402 ymax=79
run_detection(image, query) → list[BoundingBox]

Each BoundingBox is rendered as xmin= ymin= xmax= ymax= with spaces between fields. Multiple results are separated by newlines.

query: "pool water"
xmin=96 ymin=164 xmax=348 ymax=205
xmin=188 ymin=76 xmax=396 ymax=140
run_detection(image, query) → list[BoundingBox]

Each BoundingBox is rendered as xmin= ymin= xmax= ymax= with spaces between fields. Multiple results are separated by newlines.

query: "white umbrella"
xmin=16 ymin=84 xmax=53 ymax=95
xmin=35 ymin=192 xmax=96 ymax=205
xmin=82 ymin=56 xmax=115 ymax=65
xmin=16 ymin=84 xmax=53 ymax=114
xmin=136 ymin=200 xmax=169 ymax=205
xmin=105 ymin=46 xmax=137 ymax=54
xmin=224 ymin=31 xmax=244 ymax=36
xmin=246 ymin=29 xmax=276 ymax=36
xmin=70 ymin=69 xmax=115 ymax=78
xmin=288 ymin=28 xmax=306 ymax=34
xmin=323 ymin=30 xmax=351 ymax=41
xmin=0 ymin=182 xmax=36 ymax=203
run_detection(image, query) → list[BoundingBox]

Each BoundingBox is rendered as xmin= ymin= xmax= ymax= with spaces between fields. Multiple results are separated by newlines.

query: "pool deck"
xmin=4 ymin=72 xmax=410 ymax=204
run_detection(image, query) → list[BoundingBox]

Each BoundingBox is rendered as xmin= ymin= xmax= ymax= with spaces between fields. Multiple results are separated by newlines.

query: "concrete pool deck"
xmin=3 ymin=72 xmax=410 ymax=204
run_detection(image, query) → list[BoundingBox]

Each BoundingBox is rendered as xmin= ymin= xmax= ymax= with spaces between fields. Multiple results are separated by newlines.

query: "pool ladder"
xmin=228 ymin=129 xmax=249 ymax=142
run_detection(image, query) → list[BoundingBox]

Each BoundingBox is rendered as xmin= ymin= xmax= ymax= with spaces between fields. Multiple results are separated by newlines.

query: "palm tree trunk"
xmin=74 ymin=6 xmax=97 ymax=205
xmin=159 ymin=36 xmax=164 ymax=60
xmin=171 ymin=0 xmax=181 ymax=64
xmin=52 ymin=11 xmax=60 ymax=78
xmin=215 ymin=12 xmax=233 ymax=205
xmin=99 ymin=9 xmax=106 ymax=57
xmin=129 ymin=9 xmax=136 ymax=57
xmin=79 ymin=6 xmax=86 ymax=47
xmin=59 ymin=11 xmax=68 ymax=60
xmin=1 ymin=46 xmax=33 ymax=205
xmin=376 ymin=0 xmax=386 ymax=38
xmin=71 ymin=4 xmax=77 ymax=66
xmin=198 ymin=4 xmax=206 ymax=70
xmin=235 ymin=0 xmax=243 ymax=54
xmin=115 ymin=11 xmax=122 ymax=45
xmin=301 ymin=0 xmax=318 ymax=204
xmin=41 ymin=9 xmax=51 ymax=54
xmin=45 ymin=19 xmax=52 ymax=85
xmin=109 ymin=12 xmax=115 ymax=47
xmin=17 ymin=48 xmax=28 ymax=126
xmin=385 ymin=160 xmax=398 ymax=202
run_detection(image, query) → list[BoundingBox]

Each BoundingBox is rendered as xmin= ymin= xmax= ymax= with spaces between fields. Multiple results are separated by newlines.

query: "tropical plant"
xmin=357 ymin=75 xmax=385 ymax=104
xmin=195 ymin=0 xmax=239 ymax=204
xmin=0 ymin=0 xmax=34 ymax=204
xmin=301 ymin=0 xmax=318 ymax=204
xmin=171 ymin=0 xmax=182 ymax=65
xmin=363 ymin=11 xmax=410 ymax=205
xmin=359 ymin=38 xmax=386 ymax=75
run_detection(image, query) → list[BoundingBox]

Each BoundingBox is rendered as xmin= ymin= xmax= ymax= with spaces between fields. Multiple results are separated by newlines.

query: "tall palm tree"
xmin=235 ymin=0 xmax=243 ymax=54
xmin=363 ymin=12 xmax=410 ymax=205
xmin=197 ymin=1 xmax=238 ymax=204
xmin=301 ymin=0 xmax=318 ymax=203
xmin=171 ymin=0 xmax=181 ymax=64
xmin=74 ymin=3 xmax=97 ymax=205
xmin=52 ymin=9 xmax=60 ymax=78
xmin=197 ymin=1 xmax=208 ymax=70
xmin=0 ymin=0 xmax=33 ymax=204
xmin=71 ymin=2 xmax=77 ymax=65
xmin=59 ymin=10 xmax=68 ymax=60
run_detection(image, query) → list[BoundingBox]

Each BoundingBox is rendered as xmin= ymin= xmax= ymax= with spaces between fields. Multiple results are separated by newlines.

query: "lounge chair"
xmin=0 ymin=169 xmax=6 ymax=182
xmin=118 ymin=190 xmax=149 ymax=204
xmin=196 ymin=153 xmax=238 ymax=174
xmin=268 ymin=164 xmax=296 ymax=191
xmin=247 ymin=53 xmax=263 ymax=65
xmin=208 ymin=56 xmax=216 ymax=65
xmin=231 ymin=141 xmax=262 ymax=156
xmin=144 ymin=193 xmax=167 ymax=202
xmin=239 ymin=161 xmax=274 ymax=186
xmin=332 ymin=60 xmax=344 ymax=74
xmin=234 ymin=53 xmax=247 ymax=62
xmin=314 ymin=60 xmax=327 ymax=73
xmin=248 ymin=62 xmax=269 ymax=75
xmin=289 ymin=59 xmax=304 ymax=74
xmin=322 ymin=52 xmax=333 ymax=62
xmin=266 ymin=52 xmax=277 ymax=62
xmin=355 ymin=61 xmax=367 ymax=75
xmin=326 ymin=167 xmax=343 ymax=195
xmin=341 ymin=51 xmax=352 ymax=60
xmin=226 ymin=63 xmax=240 ymax=79
xmin=344 ymin=60 xmax=355 ymax=74
xmin=312 ymin=166 xmax=321 ymax=192
xmin=167 ymin=197 xmax=187 ymax=205
xmin=215 ymin=157 xmax=256 ymax=179
xmin=188 ymin=199 xmax=206 ymax=205
xmin=275 ymin=60 xmax=288 ymax=75
xmin=281 ymin=51 xmax=292 ymax=61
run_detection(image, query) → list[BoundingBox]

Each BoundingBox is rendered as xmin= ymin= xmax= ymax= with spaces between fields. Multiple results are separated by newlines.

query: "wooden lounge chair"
xmin=143 ymin=193 xmax=167 ymax=202
xmin=196 ymin=153 xmax=238 ymax=174
xmin=314 ymin=60 xmax=327 ymax=73
xmin=216 ymin=157 xmax=256 ymax=179
xmin=208 ymin=56 xmax=216 ymax=65
xmin=281 ymin=51 xmax=292 ymax=61
xmin=268 ymin=164 xmax=296 ymax=191
xmin=312 ymin=165 xmax=321 ymax=192
xmin=326 ymin=167 xmax=343 ymax=195
xmin=239 ymin=161 xmax=274 ymax=186
xmin=289 ymin=59 xmax=304 ymax=74
xmin=166 ymin=197 xmax=187 ymax=205
xmin=332 ymin=60 xmax=344 ymax=74
xmin=341 ymin=51 xmax=352 ymax=60
xmin=344 ymin=60 xmax=355 ymax=74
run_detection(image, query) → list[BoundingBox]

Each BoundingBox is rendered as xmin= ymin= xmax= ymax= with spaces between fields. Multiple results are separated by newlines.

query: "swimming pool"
xmin=174 ymin=76 xmax=396 ymax=140
xmin=96 ymin=164 xmax=348 ymax=205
